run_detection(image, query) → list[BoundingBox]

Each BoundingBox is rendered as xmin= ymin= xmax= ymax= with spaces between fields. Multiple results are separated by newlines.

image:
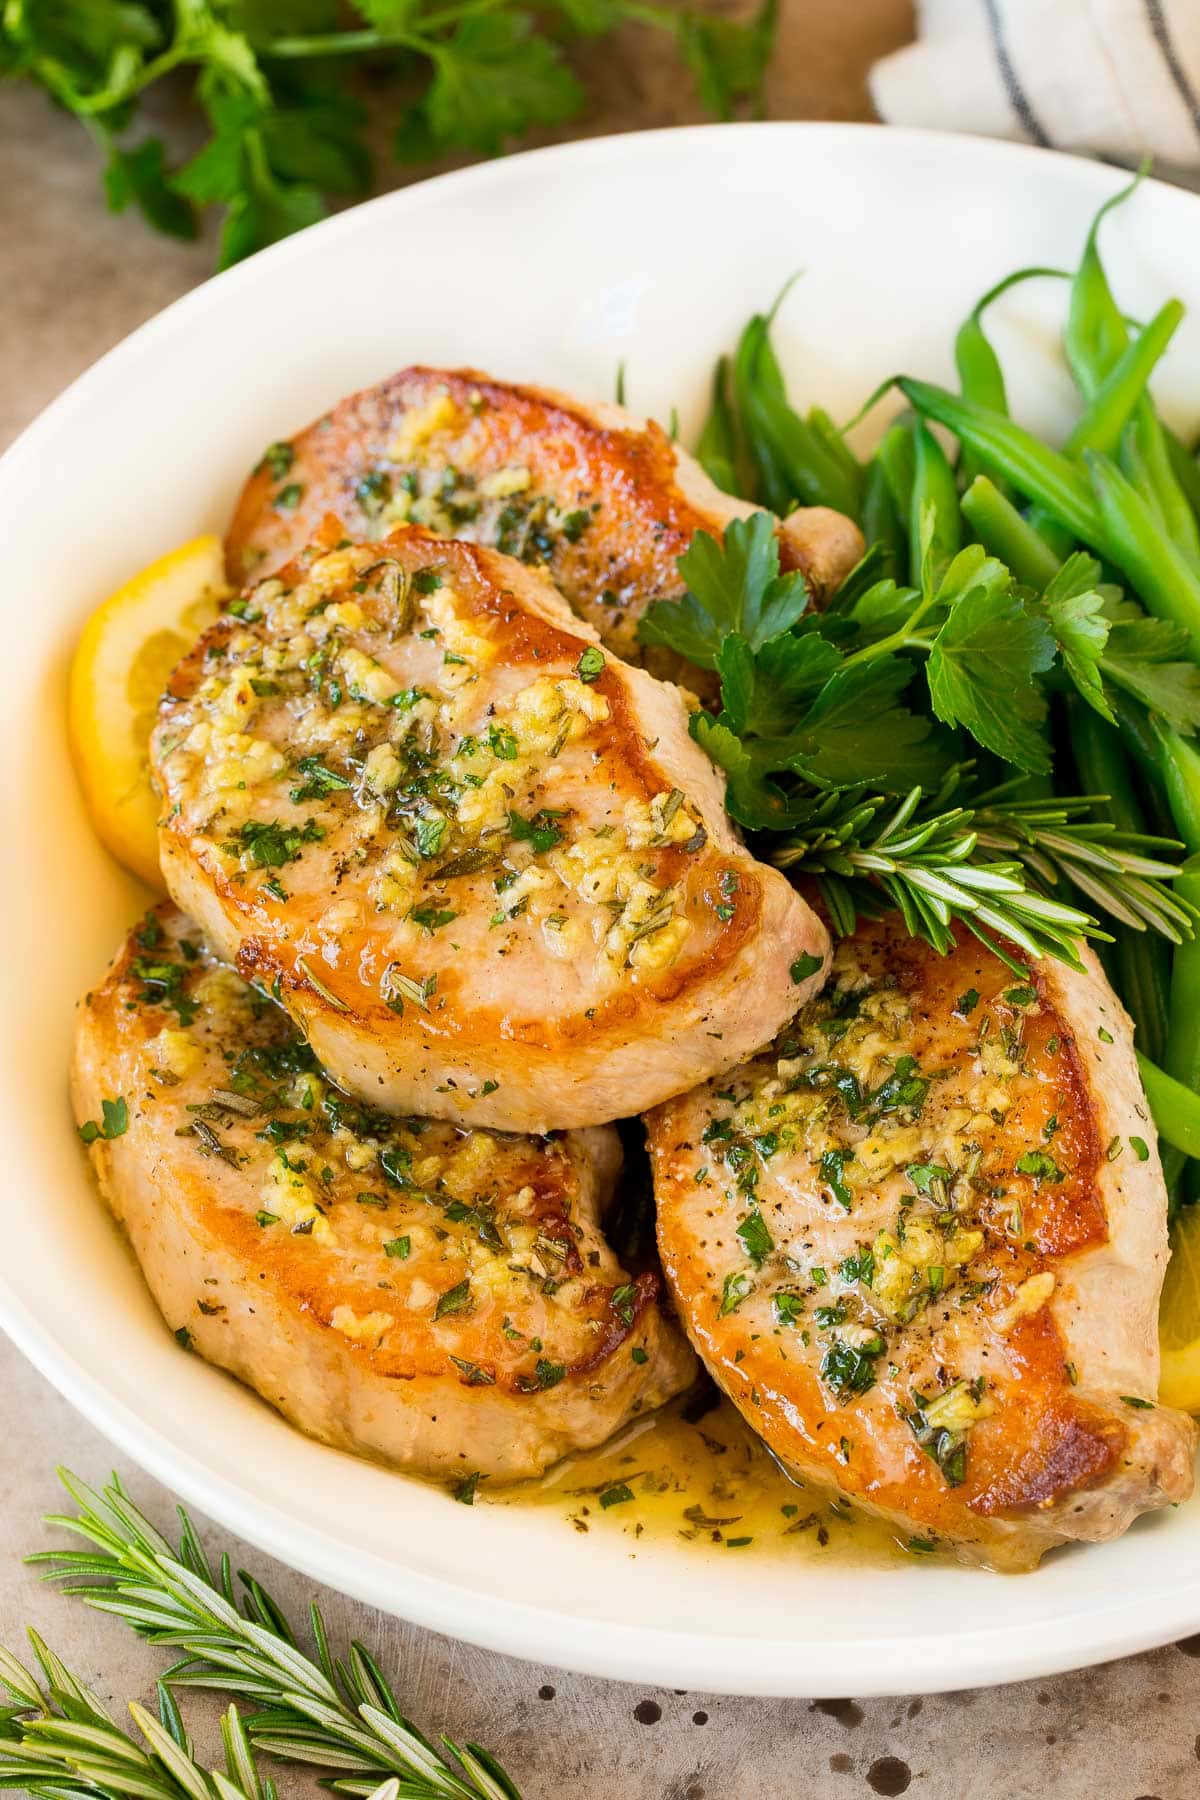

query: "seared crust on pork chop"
xmin=151 ymin=526 xmax=829 ymax=1132
xmin=648 ymin=919 xmax=1196 ymax=1569
xmin=73 ymin=906 xmax=697 ymax=1482
xmin=224 ymin=365 xmax=864 ymax=667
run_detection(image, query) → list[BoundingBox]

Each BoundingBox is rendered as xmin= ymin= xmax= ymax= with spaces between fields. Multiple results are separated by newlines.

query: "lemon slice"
xmin=1159 ymin=1203 xmax=1200 ymax=1412
xmin=68 ymin=535 xmax=229 ymax=889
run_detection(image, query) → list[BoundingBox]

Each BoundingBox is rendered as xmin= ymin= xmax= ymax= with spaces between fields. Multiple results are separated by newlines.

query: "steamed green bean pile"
xmin=646 ymin=175 xmax=1200 ymax=1219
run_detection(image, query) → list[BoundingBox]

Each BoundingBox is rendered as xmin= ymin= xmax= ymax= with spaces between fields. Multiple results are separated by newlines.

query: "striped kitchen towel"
xmin=871 ymin=0 xmax=1200 ymax=178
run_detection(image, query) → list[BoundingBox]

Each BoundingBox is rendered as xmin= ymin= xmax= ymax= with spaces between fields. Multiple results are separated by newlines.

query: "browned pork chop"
xmin=151 ymin=526 xmax=829 ymax=1132
xmin=73 ymin=906 xmax=697 ymax=1483
xmin=224 ymin=365 xmax=864 ymax=667
xmin=648 ymin=919 xmax=1196 ymax=1569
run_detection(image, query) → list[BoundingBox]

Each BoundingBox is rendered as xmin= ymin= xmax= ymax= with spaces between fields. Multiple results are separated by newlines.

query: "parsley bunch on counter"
xmin=2 ymin=0 xmax=777 ymax=268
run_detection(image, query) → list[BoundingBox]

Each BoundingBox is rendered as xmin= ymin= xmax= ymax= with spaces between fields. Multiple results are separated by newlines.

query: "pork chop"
xmin=151 ymin=525 xmax=829 ymax=1132
xmin=223 ymin=366 xmax=864 ymax=668
xmin=648 ymin=918 xmax=1196 ymax=1569
xmin=73 ymin=905 xmax=697 ymax=1483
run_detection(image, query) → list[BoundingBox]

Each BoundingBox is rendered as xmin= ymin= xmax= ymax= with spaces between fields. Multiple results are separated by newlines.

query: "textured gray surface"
xmin=5 ymin=7 xmax=1200 ymax=1794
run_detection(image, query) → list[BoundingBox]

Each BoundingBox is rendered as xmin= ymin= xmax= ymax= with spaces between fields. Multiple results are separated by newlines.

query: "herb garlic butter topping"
xmin=151 ymin=524 xmax=829 ymax=1134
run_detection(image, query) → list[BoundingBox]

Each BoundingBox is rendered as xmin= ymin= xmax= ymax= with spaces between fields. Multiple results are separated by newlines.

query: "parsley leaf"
xmin=1100 ymin=615 xmax=1200 ymax=732
xmin=927 ymin=554 xmax=1057 ymax=771
xmin=420 ymin=12 xmax=581 ymax=155
xmin=641 ymin=512 xmax=810 ymax=669
xmin=1043 ymin=554 xmax=1113 ymax=722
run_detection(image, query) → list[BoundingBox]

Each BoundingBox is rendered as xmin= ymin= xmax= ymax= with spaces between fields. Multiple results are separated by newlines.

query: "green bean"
xmin=1058 ymin=173 xmax=1198 ymax=562
xmin=1120 ymin=404 xmax=1200 ymax=567
xmin=861 ymin=456 xmax=906 ymax=577
xmin=1063 ymin=299 xmax=1184 ymax=459
xmin=1137 ymin=1055 xmax=1200 ymax=1160
xmin=960 ymin=475 xmax=1063 ymax=590
xmin=695 ymin=355 xmax=742 ymax=497
xmin=898 ymin=377 xmax=1107 ymax=546
xmin=732 ymin=315 xmax=792 ymax=512
xmin=1147 ymin=721 xmax=1200 ymax=1180
xmin=955 ymin=266 xmax=1068 ymax=415
xmin=909 ymin=420 xmax=961 ymax=586
xmin=732 ymin=314 xmax=861 ymax=518
xmin=1165 ymin=424 xmax=1200 ymax=525
xmin=1069 ymin=697 xmax=1170 ymax=1063
xmin=875 ymin=419 xmax=916 ymax=526
xmin=1026 ymin=506 xmax=1077 ymax=561
xmin=808 ymin=405 xmax=865 ymax=510
xmin=1065 ymin=172 xmax=1142 ymax=397
xmin=955 ymin=268 xmax=1073 ymax=492
xmin=1085 ymin=449 xmax=1200 ymax=652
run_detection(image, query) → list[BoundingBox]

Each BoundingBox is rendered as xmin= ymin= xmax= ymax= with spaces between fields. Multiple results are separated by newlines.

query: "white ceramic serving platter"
xmin=4 ymin=122 xmax=1200 ymax=1698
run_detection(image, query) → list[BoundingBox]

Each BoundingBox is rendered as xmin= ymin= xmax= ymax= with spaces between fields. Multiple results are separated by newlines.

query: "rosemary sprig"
xmin=29 ymin=1471 xmax=521 ymax=1800
xmin=764 ymin=778 xmax=1197 ymax=974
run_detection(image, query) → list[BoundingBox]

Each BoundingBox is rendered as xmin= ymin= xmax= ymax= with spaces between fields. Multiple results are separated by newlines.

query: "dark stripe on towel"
xmin=982 ymin=0 xmax=1052 ymax=146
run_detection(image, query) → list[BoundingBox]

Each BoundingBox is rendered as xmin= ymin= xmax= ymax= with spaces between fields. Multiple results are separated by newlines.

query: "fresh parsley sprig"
xmin=28 ymin=1470 xmax=521 ymax=1800
xmin=640 ymin=512 xmax=1196 ymax=964
xmin=2 ymin=0 xmax=779 ymax=268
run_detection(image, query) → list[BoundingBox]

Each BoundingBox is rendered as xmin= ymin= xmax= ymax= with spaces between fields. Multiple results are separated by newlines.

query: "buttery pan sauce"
xmin=487 ymin=1386 xmax=907 ymax=1564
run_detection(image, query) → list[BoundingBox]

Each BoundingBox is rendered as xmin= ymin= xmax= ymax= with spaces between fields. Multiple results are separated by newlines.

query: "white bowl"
xmin=4 ymin=121 xmax=1200 ymax=1697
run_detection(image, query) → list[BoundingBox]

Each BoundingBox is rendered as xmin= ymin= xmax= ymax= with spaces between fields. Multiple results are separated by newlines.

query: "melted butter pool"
xmin=485 ymin=1390 xmax=906 ymax=1564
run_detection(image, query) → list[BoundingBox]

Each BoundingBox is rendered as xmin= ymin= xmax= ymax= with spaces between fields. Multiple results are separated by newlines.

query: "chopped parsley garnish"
xmin=274 ymin=482 xmax=303 ymax=511
xmin=611 ymin=1283 xmax=637 ymax=1327
xmin=819 ymin=1147 xmax=853 ymax=1210
xmin=719 ymin=1270 xmax=753 ymax=1315
xmin=508 ymin=808 xmax=566 ymax=853
xmin=409 ymin=904 xmax=457 ymax=934
xmin=772 ymin=1291 xmax=804 ymax=1326
xmin=1130 ymin=1135 xmax=1150 ymax=1162
xmin=354 ymin=469 xmax=392 ymax=517
xmin=599 ymin=1483 xmax=633 ymax=1509
xmin=256 ymin=442 xmax=294 ymax=479
xmin=1014 ymin=1149 xmax=1065 ymax=1184
xmin=487 ymin=723 xmax=519 ymax=760
xmin=1004 ymin=983 xmax=1038 ymax=1007
xmin=954 ymin=988 xmax=980 ymax=1016
xmin=533 ymin=1358 xmax=566 ymax=1390
xmin=130 ymin=957 xmax=197 ymax=1025
xmin=820 ymin=1337 xmax=882 ymax=1400
xmin=735 ymin=1208 xmax=773 ymax=1267
xmin=790 ymin=951 xmax=823 ymax=984
xmin=576 ymin=645 xmax=605 ymax=683
xmin=631 ymin=1346 xmax=648 ymax=1364
xmin=414 ymin=816 xmax=449 ymax=858
xmin=290 ymin=757 xmax=351 ymax=802
xmin=384 ymin=1237 xmax=411 ymax=1259
xmin=412 ymin=567 xmax=443 ymax=594
xmin=906 ymin=1163 xmax=950 ymax=1195
xmin=227 ymin=818 xmax=324 ymax=868
xmin=255 ymin=1210 xmax=279 ymax=1227
xmin=453 ymin=1471 xmax=481 ymax=1506
xmin=434 ymin=1279 xmax=472 ymax=1319
xmin=838 ymin=1247 xmax=875 ymax=1285
xmin=174 ymin=1326 xmax=193 ymax=1351
xmin=869 ymin=1055 xmax=930 ymax=1117
xmin=78 ymin=1096 xmax=129 ymax=1144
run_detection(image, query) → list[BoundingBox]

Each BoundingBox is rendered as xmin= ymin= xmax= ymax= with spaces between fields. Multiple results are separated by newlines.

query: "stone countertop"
xmin=4 ymin=5 xmax=1200 ymax=1795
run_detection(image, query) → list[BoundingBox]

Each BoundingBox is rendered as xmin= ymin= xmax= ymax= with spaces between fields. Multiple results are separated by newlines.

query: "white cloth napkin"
xmin=871 ymin=0 xmax=1200 ymax=179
